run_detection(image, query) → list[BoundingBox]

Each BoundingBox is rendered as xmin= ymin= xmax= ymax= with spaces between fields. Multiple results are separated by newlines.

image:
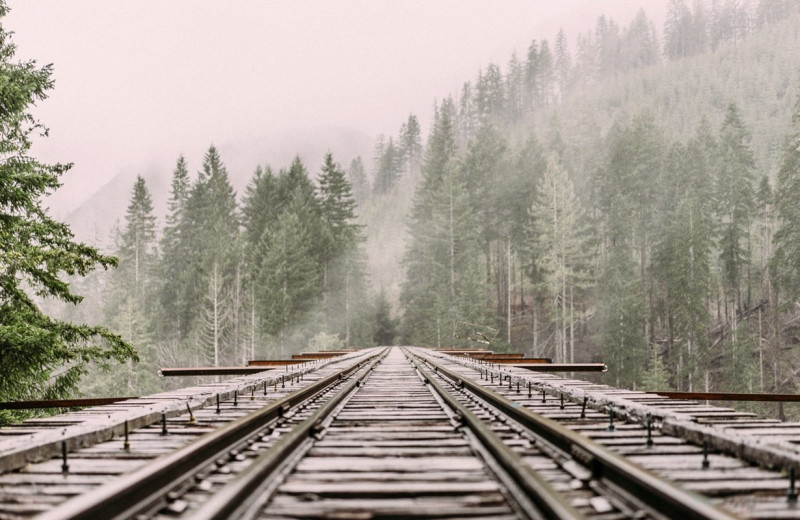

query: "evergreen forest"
xmin=5 ymin=0 xmax=800 ymax=422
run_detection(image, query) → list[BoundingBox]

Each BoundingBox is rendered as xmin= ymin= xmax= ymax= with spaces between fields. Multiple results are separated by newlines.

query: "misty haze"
xmin=3 ymin=0 xmax=800 ymax=451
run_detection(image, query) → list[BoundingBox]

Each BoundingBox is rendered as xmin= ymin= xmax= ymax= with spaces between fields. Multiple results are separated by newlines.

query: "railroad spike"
xmin=789 ymin=467 xmax=798 ymax=502
xmin=702 ymin=440 xmax=710 ymax=469
xmin=606 ymin=405 xmax=615 ymax=432
xmin=580 ymin=397 xmax=587 ymax=419
xmin=216 ymin=394 xmax=220 ymax=414
xmin=161 ymin=413 xmax=168 ymax=436
xmin=123 ymin=420 xmax=130 ymax=451
xmin=61 ymin=441 xmax=69 ymax=474
xmin=646 ymin=414 xmax=653 ymax=447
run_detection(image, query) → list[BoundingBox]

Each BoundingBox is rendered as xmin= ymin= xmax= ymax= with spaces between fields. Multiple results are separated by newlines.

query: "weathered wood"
xmin=0 ymin=397 xmax=137 ymax=410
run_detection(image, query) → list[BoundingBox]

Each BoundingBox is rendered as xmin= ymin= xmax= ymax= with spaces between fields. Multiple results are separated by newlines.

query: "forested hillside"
xmin=357 ymin=0 xmax=800 ymax=404
xmin=12 ymin=0 xmax=800 ymax=411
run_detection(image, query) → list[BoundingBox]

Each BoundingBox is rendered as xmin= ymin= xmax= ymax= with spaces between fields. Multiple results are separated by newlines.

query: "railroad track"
xmin=1 ymin=346 xmax=799 ymax=518
xmin=0 ymin=348 xmax=382 ymax=519
xmin=415 ymin=347 xmax=800 ymax=519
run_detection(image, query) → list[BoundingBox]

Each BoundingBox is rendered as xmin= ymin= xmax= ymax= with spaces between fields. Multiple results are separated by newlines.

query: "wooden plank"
xmin=0 ymin=397 xmax=137 ymax=410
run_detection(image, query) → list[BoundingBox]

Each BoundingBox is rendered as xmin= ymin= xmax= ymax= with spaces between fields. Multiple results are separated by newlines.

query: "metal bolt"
xmin=516 ymin=381 xmax=520 ymax=394
xmin=646 ymin=414 xmax=653 ymax=447
xmin=560 ymin=394 xmax=565 ymax=410
xmin=508 ymin=377 xmax=512 ymax=390
xmin=490 ymin=373 xmax=494 ymax=383
xmin=789 ymin=467 xmax=798 ymax=502
xmin=123 ymin=421 xmax=130 ymax=451
xmin=580 ymin=397 xmax=587 ymax=419
xmin=234 ymin=390 xmax=238 ymax=406
xmin=606 ymin=405 xmax=616 ymax=432
xmin=186 ymin=403 xmax=196 ymax=424
xmin=161 ymin=414 xmax=168 ymax=436
xmin=702 ymin=440 xmax=710 ymax=469
xmin=282 ymin=376 xmax=285 ymax=388
xmin=61 ymin=442 xmax=69 ymax=473
xmin=264 ymin=382 xmax=268 ymax=396
xmin=251 ymin=388 xmax=255 ymax=401
xmin=528 ymin=382 xmax=532 ymax=398
xmin=542 ymin=390 xmax=546 ymax=403
xmin=216 ymin=394 xmax=220 ymax=414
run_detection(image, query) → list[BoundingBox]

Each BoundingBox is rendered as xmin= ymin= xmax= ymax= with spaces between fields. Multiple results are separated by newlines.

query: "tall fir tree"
xmin=157 ymin=156 xmax=191 ymax=344
xmin=0 ymin=3 xmax=133 ymax=416
xmin=715 ymin=102 xmax=756 ymax=316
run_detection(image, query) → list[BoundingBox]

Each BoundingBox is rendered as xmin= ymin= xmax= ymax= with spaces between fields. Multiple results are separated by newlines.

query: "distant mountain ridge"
xmin=61 ymin=126 xmax=373 ymax=247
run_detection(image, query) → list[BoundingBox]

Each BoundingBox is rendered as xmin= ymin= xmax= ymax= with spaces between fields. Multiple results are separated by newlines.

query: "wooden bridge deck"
xmin=0 ymin=347 xmax=798 ymax=519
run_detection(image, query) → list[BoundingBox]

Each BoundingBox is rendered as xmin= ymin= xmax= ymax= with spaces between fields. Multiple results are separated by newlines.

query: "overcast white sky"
xmin=7 ymin=1 xmax=667 ymax=215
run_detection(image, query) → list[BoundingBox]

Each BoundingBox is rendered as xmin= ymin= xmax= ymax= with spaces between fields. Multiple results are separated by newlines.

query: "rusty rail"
xmin=654 ymin=391 xmax=800 ymax=402
xmin=158 ymin=367 xmax=273 ymax=377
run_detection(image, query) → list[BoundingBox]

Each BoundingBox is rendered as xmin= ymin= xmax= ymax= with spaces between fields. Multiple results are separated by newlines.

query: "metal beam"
xmin=513 ymin=363 xmax=607 ymax=372
xmin=654 ymin=391 xmax=800 ymax=402
xmin=158 ymin=367 xmax=273 ymax=377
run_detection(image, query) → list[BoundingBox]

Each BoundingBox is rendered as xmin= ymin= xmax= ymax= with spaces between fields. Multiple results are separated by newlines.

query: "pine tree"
xmin=318 ymin=152 xmax=366 ymax=343
xmin=528 ymin=153 xmax=592 ymax=363
xmin=178 ymin=146 xmax=241 ymax=363
xmin=119 ymin=176 xmax=157 ymax=306
xmin=347 ymin=157 xmax=369 ymax=203
xmin=157 ymin=156 xmax=191 ymax=343
xmin=0 ymin=4 xmax=133 ymax=412
xmin=716 ymin=102 xmax=756 ymax=315
xmin=398 ymin=114 xmax=422 ymax=178
xmin=554 ymin=29 xmax=572 ymax=100
xmin=255 ymin=203 xmax=320 ymax=353
xmin=773 ymin=91 xmax=800 ymax=300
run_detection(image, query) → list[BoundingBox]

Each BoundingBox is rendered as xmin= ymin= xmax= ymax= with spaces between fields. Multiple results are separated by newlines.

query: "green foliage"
xmin=0 ymin=4 xmax=134 ymax=410
xmin=772 ymin=92 xmax=800 ymax=301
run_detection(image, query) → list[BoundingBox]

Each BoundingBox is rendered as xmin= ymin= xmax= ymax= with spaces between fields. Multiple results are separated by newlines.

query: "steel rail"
xmin=411 ymin=349 xmax=740 ymax=520
xmin=186 ymin=348 xmax=389 ymax=520
xmin=37 ymin=349 xmax=385 ymax=520
xmin=407 ymin=351 xmax=584 ymax=520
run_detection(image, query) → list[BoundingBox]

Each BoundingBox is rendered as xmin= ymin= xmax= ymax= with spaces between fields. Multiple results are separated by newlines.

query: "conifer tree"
xmin=119 ymin=176 xmax=157 ymax=306
xmin=347 ymin=157 xmax=369 ymax=203
xmin=178 ymin=146 xmax=241 ymax=363
xmin=773 ymin=91 xmax=800 ymax=301
xmin=716 ymin=103 xmax=756 ymax=315
xmin=399 ymin=114 xmax=422 ymax=177
xmin=156 ymin=156 xmax=191 ymax=344
xmin=0 ymin=4 xmax=133 ymax=411
xmin=528 ymin=153 xmax=592 ymax=363
xmin=318 ymin=152 xmax=366 ymax=342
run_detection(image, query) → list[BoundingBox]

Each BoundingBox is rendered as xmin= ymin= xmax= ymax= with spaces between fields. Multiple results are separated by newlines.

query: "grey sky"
xmin=8 ymin=1 xmax=666 ymax=216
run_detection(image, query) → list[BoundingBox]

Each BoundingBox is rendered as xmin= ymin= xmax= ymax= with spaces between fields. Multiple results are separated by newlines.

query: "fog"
xmin=7 ymin=0 xmax=666 ymax=219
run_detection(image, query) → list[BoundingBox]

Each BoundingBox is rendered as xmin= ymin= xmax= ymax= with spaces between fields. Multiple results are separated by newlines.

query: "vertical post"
xmin=123 ymin=421 xmax=130 ymax=451
xmin=61 ymin=442 xmax=69 ymax=473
